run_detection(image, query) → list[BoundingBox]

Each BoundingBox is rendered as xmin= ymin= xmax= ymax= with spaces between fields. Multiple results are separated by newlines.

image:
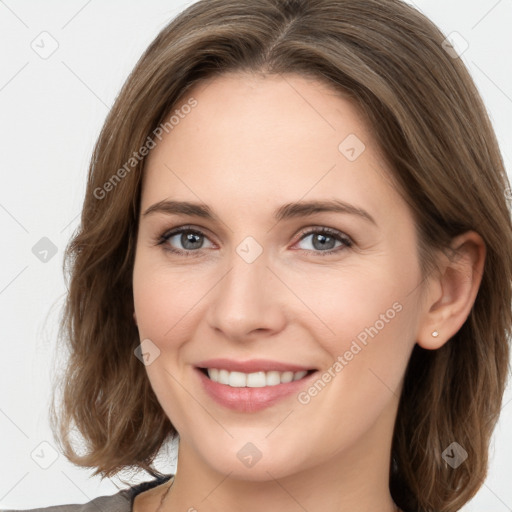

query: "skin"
xmin=132 ymin=72 xmax=485 ymax=512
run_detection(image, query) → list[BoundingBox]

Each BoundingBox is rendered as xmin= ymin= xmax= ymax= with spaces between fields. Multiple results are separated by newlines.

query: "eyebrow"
xmin=142 ymin=199 xmax=376 ymax=225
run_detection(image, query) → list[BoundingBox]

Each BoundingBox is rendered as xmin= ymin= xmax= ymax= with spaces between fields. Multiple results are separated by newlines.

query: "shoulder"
xmin=0 ymin=490 xmax=131 ymax=512
xmin=1 ymin=475 xmax=173 ymax=512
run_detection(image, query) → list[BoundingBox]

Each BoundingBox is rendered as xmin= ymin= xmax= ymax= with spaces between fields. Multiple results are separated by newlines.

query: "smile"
xmin=203 ymin=368 xmax=311 ymax=388
xmin=194 ymin=359 xmax=318 ymax=412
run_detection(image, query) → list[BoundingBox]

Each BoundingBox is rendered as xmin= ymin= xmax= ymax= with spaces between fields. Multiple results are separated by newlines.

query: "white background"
xmin=0 ymin=0 xmax=511 ymax=509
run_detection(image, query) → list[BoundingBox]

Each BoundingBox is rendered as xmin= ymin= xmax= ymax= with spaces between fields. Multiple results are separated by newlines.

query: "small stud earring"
xmin=432 ymin=330 xmax=439 ymax=337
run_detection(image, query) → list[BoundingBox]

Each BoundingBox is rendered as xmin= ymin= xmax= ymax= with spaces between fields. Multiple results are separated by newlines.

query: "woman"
xmin=7 ymin=0 xmax=511 ymax=511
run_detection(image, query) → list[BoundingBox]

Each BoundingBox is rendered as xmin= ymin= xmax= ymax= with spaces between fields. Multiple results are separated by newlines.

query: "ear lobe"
xmin=417 ymin=231 xmax=486 ymax=350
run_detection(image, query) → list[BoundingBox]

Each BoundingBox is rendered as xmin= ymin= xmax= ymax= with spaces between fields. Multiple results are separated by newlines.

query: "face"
xmin=132 ymin=73 xmax=425 ymax=481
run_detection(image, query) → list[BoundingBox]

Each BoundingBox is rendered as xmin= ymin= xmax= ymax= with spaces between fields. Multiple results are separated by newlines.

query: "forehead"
xmin=141 ymin=72 xmax=402 ymax=223
xmin=168 ymin=72 xmax=372 ymax=154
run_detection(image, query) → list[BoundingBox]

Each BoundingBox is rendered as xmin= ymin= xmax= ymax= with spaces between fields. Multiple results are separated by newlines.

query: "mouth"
xmin=194 ymin=359 xmax=319 ymax=412
xmin=198 ymin=367 xmax=316 ymax=388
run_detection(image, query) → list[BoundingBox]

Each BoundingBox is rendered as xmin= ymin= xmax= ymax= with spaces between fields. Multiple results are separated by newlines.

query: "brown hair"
xmin=50 ymin=1 xmax=512 ymax=510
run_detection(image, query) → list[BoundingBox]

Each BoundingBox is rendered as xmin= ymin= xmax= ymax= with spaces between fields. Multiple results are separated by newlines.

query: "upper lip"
xmin=195 ymin=358 xmax=316 ymax=373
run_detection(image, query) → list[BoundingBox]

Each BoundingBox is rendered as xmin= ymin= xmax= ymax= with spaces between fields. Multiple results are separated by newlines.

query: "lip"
xmin=195 ymin=358 xmax=315 ymax=373
xmin=194 ymin=361 xmax=318 ymax=413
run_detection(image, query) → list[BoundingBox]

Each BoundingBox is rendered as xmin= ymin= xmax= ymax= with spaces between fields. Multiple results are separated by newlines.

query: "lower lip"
xmin=196 ymin=368 xmax=316 ymax=412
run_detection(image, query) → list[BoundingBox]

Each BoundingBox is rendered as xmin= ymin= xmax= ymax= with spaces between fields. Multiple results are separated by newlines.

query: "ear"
xmin=417 ymin=231 xmax=486 ymax=350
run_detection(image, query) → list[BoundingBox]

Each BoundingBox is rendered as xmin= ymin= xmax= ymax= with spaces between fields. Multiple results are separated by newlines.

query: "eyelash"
xmin=156 ymin=224 xmax=353 ymax=258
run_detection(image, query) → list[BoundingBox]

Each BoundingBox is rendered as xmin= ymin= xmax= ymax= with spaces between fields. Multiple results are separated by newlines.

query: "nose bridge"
xmin=207 ymin=237 xmax=285 ymax=337
xmin=219 ymin=239 xmax=271 ymax=312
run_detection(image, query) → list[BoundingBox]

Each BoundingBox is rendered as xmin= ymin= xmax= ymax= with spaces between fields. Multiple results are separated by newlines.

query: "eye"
xmin=294 ymin=227 xmax=352 ymax=256
xmin=156 ymin=225 xmax=353 ymax=258
xmin=158 ymin=226 xmax=214 ymax=256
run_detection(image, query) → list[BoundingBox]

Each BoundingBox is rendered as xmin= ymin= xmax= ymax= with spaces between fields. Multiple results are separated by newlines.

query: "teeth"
xmin=229 ymin=371 xmax=247 ymax=387
xmin=206 ymin=368 xmax=308 ymax=387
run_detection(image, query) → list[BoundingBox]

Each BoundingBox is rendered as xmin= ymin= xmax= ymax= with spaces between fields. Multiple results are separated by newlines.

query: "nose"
xmin=206 ymin=246 xmax=287 ymax=341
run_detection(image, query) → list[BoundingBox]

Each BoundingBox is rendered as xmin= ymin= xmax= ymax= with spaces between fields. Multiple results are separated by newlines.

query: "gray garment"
xmin=1 ymin=476 xmax=173 ymax=512
xmin=2 ymin=491 xmax=132 ymax=512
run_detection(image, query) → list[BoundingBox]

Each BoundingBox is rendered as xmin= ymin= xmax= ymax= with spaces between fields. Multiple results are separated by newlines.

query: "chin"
xmin=186 ymin=433 xmax=314 ymax=482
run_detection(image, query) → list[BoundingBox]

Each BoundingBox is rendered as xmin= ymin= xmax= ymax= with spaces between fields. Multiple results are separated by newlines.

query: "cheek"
xmin=302 ymin=254 xmax=421 ymax=397
xmin=305 ymin=263 xmax=417 ymax=346
xmin=132 ymin=260 xmax=200 ymax=430
xmin=297 ymin=281 xmax=417 ymax=441
xmin=132 ymin=257 xmax=207 ymax=341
